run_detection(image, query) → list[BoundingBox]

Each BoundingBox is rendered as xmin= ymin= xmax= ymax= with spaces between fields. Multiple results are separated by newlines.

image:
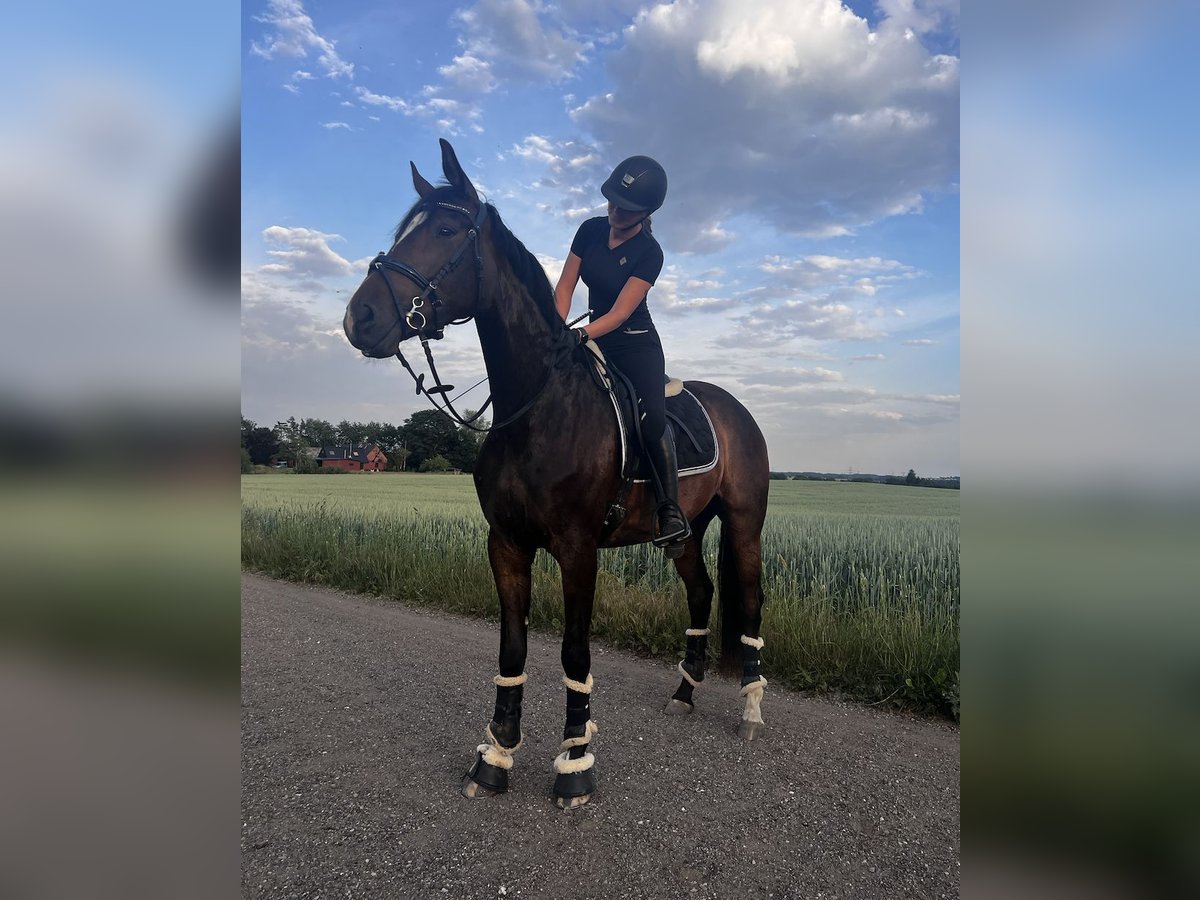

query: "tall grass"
xmin=242 ymin=474 xmax=959 ymax=716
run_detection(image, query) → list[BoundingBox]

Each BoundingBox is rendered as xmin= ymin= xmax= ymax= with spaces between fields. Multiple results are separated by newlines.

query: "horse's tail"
xmin=717 ymin=519 xmax=746 ymax=674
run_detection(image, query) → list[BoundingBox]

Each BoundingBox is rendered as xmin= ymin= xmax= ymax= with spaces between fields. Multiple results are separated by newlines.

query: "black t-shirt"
xmin=569 ymin=216 xmax=664 ymax=338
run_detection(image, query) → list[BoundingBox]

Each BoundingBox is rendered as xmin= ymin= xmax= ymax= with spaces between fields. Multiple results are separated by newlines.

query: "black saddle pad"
xmin=589 ymin=350 xmax=718 ymax=481
xmin=661 ymin=388 xmax=718 ymax=479
xmin=612 ymin=385 xmax=717 ymax=482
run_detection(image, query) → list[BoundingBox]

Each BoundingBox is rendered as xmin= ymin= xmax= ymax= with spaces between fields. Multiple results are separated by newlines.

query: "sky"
xmin=241 ymin=0 xmax=960 ymax=476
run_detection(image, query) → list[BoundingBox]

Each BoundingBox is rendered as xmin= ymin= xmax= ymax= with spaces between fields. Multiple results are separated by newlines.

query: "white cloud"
xmin=851 ymin=353 xmax=886 ymax=361
xmin=438 ymin=53 xmax=497 ymax=92
xmin=554 ymin=0 xmax=648 ymax=33
xmin=352 ymin=86 xmax=482 ymax=134
xmin=450 ymin=0 xmax=588 ymax=87
xmin=250 ymin=0 xmax=354 ymax=80
xmin=903 ymin=338 xmax=938 ymax=346
xmin=876 ymin=0 xmax=960 ymax=37
xmin=741 ymin=367 xmax=846 ymax=386
xmin=333 ymin=2 xmax=592 ymax=139
xmin=511 ymin=134 xmax=610 ymax=218
xmin=513 ymin=134 xmax=561 ymax=165
xmin=259 ymin=226 xmax=358 ymax=279
xmin=761 ymin=254 xmax=918 ymax=290
xmin=570 ymin=0 xmax=958 ymax=251
xmin=658 ymin=296 xmax=741 ymax=315
xmin=698 ymin=252 xmax=924 ymax=339
xmin=683 ymin=222 xmax=734 ymax=255
xmin=354 ymin=86 xmax=408 ymax=112
xmin=321 ymin=121 xmax=351 ymax=130
xmin=734 ymin=296 xmax=888 ymax=343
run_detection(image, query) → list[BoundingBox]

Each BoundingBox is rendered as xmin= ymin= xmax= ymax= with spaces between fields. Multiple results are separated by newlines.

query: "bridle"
xmin=366 ymin=199 xmax=488 ymax=345
xmin=360 ymin=198 xmax=576 ymax=433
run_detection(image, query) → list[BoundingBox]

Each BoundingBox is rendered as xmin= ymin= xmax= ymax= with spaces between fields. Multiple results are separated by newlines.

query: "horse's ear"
xmin=439 ymin=138 xmax=479 ymax=206
xmin=411 ymin=161 xmax=435 ymax=200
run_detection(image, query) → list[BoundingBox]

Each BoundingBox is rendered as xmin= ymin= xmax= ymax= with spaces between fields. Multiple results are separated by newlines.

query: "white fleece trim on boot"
xmin=553 ymin=751 xmax=596 ymax=775
xmin=562 ymin=673 xmax=594 ymax=694
xmin=485 ymin=722 xmax=522 ymax=754
xmin=739 ymin=675 xmax=768 ymax=696
xmin=677 ymin=661 xmax=702 ymax=688
xmin=740 ymin=677 xmax=768 ymax=725
xmin=740 ymin=634 xmax=765 ymax=649
xmin=558 ymin=719 xmax=599 ymax=751
xmin=493 ymin=673 xmax=527 ymax=688
xmin=685 ymin=627 xmax=709 ymax=637
xmin=476 ymin=744 xmax=515 ymax=770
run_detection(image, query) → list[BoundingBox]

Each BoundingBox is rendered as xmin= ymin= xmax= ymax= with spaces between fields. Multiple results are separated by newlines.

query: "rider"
xmin=554 ymin=155 xmax=691 ymax=554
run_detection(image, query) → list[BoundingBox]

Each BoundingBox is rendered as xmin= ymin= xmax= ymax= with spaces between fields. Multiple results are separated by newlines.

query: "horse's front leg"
xmin=664 ymin=516 xmax=715 ymax=715
xmin=549 ymin=539 xmax=599 ymax=810
xmin=463 ymin=530 xmax=533 ymax=798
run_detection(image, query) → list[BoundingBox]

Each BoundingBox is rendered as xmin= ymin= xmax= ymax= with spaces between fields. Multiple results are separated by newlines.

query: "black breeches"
xmin=599 ymin=337 xmax=667 ymax=444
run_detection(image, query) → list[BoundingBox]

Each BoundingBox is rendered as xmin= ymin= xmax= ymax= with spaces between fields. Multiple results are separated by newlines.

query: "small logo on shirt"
xmin=619 ymin=256 xmax=627 ymax=266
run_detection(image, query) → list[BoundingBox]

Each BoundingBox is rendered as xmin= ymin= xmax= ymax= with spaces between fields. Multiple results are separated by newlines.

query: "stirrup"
xmin=653 ymin=504 xmax=691 ymax=549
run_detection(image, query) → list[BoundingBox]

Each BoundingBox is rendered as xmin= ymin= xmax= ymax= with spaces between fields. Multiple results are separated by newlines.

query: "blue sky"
xmin=242 ymin=0 xmax=960 ymax=475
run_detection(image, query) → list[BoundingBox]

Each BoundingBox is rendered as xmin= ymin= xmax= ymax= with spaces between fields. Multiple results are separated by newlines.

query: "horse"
xmin=343 ymin=139 xmax=770 ymax=809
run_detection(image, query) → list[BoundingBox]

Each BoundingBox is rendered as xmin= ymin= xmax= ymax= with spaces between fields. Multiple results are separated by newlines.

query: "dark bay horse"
xmin=343 ymin=139 xmax=770 ymax=808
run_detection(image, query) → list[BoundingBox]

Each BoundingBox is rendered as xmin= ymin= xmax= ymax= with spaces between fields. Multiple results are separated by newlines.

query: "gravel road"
xmin=241 ymin=573 xmax=959 ymax=899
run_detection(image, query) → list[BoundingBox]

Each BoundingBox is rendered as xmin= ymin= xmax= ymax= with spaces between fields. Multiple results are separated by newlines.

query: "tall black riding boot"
xmin=647 ymin=429 xmax=692 ymax=557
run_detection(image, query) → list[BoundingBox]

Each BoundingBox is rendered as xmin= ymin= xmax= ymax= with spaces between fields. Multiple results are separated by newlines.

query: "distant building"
xmin=315 ymin=443 xmax=388 ymax=472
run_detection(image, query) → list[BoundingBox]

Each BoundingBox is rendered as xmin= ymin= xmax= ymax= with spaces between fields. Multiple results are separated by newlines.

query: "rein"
xmin=397 ymin=326 xmax=579 ymax=433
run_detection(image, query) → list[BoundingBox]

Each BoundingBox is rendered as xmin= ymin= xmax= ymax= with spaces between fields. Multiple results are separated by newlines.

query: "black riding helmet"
xmin=600 ymin=155 xmax=667 ymax=213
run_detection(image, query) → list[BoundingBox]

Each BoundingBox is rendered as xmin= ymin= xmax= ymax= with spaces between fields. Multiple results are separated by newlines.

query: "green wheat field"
xmin=241 ymin=473 xmax=959 ymax=716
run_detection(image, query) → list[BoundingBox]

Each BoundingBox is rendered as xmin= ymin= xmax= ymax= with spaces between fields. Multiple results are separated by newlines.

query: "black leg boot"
xmin=647 ymin=429 xmax=691 ymax=558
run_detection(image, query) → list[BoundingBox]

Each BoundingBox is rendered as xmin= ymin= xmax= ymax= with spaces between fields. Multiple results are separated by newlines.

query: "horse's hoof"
xmin=663 ymin=698 xmax=694 ymax=716
xmin=736 ymin=720 xmax=764 ymax=741
xmin=553 ymin=766 xmax=595 ymax=807
xmin=463 ymin=750 xmax=509 ymax=796
xmin=555 ymin=792 xmax=592 ymax=810
xmin=461 ymin=777 xmax=502 ymax=799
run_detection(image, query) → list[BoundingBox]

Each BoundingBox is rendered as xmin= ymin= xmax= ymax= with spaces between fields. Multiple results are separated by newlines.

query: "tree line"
xmin=241 ymin=409 xmax=488 ymax=474
xmin=769 ymin=469 xmax=960 ymax=489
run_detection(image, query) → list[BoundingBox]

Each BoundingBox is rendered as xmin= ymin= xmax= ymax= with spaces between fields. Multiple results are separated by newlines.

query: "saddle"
xmin=580 ymin=342 xmax=719 ymax=536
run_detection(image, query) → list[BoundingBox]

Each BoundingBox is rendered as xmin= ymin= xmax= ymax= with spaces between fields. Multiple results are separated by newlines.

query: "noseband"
xmin=367 ymin=199 xmax=489 ymax=345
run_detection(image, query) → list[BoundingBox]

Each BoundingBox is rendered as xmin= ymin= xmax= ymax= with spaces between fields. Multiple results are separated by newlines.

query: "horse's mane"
xmin=484 ymin=204 xmax=559 ymax=327
xmin=393 ymin=186 xmax=559 ymax=327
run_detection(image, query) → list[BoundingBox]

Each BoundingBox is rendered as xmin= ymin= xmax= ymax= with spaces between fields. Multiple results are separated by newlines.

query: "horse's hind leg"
xmin=717 ymin=503 xmax=769 ymax=741
xmin=664 ymin=504 xmax=717 ymax=715
xmin=463 ymin=530 xmax=533 ymax=799
xmin=549 ymin=538 xmax=600 ymax=810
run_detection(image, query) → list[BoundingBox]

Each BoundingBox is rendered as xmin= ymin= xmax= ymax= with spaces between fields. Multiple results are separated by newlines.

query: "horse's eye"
xmin=437 ymin=226 xmax=456 ymax=237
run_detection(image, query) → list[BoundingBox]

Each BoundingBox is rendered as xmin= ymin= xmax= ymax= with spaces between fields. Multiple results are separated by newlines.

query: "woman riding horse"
xmin=342 ymin=140 xmax=770 ymax=809
xmin=554 ymin=155 xmax=691 ymax=557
